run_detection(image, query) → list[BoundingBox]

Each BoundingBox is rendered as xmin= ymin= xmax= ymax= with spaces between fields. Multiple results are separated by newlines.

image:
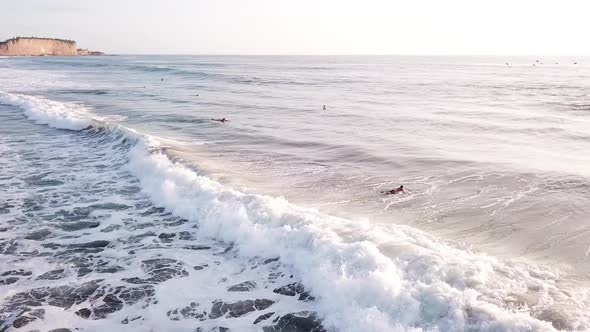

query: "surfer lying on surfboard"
xmin=381 ymin=185 xmax=404 ymax=195
xmin=211 ymin=117 xmax=230 ymax=123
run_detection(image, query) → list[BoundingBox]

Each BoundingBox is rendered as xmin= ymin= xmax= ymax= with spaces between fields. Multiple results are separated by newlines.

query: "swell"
xmin=2 ymin=91 xmax=590 ymax=331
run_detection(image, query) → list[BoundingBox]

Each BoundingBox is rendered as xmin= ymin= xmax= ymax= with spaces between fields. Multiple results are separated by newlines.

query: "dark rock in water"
xmin=223 ymin=244 xmax=235 ymax=254
xmin=140 ymin=206 xmax=166 ymax=216
xmin=183 ymin=245 xmax=211 ymax=250
xmin=272 ymin=283 xmax=315 ymax=302
xmin=298 ymin=292 xmax=315 ymax=302
xmin=121 ymin=277 xmax=144 ymax=284
xmin=36 ymin=269 xmax=66 ymax=280
xmin=18 ymin=250 xmax=42 ymax=257
xmin=165 ymin=219 xmax=188 ymax=227
xmin=178 ymin=231 xmax=192 ymax=240
xmin=208 ymin=301 xmax=228 ymax=319
xmin=0 ymin=203 xmax=14 ymax=214
xmin=24 ymin=228 xmax=52 ymax=240
xmin=50 ymin=240 xmax=110 ymax=255
xmin=119 ymin=285 xmax=155 ymax=305
xmin=23 ymin=173 xmax=63 ymax=187
xmin=92 ymin=294 xmax=124 ymax=318
xmin=0 ymin=240 xmax=18 ymax=254
xmin=129 ymin=222 xmax=155 ymax=230
xmin=264 ymin=257 xmax=280 ymax=264
xmin=196 ymin=328 xmax=229 ymax=332
xmin=254 ymin=312 xmax=275 ymax=324
xmin=4 ymin=280 xmax=102 ymax=317
xmin=209 ymin=299 xmax=274 ymax=319
xmin=273 ymin=283 xmax=304 ymax=297
xmin=127 ymin=231 xmax=156 ymax=243
xmin=12 ymin=315 xmax=35 ymax=328
xmin=42 ymin=243 xmax=61 ymax=250
xmin=21 ymin=197 xmax=44 ymax=212
xmin=97 ymin=265 xmax=124 ymax=274
xmin=66 ymin=257 xmax=92 ymax=277
xmin=142 ymin=258 xmax=189 ymax=282
xmin=50 ymin=281 xmax=102 ymax=308
xmin=167 ymin=302 xmax=207 ymax=321
xmin=48 ymin=329 xmax=73 ymax=332
xmin=100 ymin=224 xmax=122 ymax=233
xmin=0 ymin=276 xmax=19 ymax=285
xmin=254 ymin=299 xmax=274 ymax=311
xmin=1 ymin=269 xmax=32 ymax=277
xmin=227 ymin=281 xmax=256 ymax=292
xmin=89 ymin=202 xmax=130 ymax=211
xmin=29 ymin=179 xmax=64 ymax=187
xmin=121 ymin=315 xmax=142 ymax=324
xmin=158 ymin=232 xmax=176 ymax=243
xmin=60 ymin=221 xmax=100 ymax=231
xmin=121 ymin=316 xmax=141 ymax=324
xmin=123 ymin=258 xmax=188 ymax=284
xmin=10 ymin=308 xmax=45 ymax=329
xmin=68 ymin=257 xmax=121 ymax=277
xmin=75 ymin=308 xmax=91 ymax=319
xmin=68 ymin=240 xmax=110 ymax=249
xmin=50 ymin=207 xmax=92 ymax=222
xmin=262 ymin=312 xmax=326 ymax=332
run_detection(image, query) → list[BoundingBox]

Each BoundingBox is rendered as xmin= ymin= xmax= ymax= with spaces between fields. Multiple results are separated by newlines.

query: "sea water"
xmin=1 ymin=55 xmax=590 ymax=331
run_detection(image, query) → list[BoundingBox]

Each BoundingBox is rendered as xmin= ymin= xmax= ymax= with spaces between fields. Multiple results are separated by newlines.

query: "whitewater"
xmin=1 ymin=56 xmax=590 ymax=332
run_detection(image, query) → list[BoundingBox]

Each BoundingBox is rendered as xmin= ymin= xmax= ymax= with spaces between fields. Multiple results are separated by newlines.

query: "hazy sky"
xmin=1 ymin=0 xmax=589 ymax=55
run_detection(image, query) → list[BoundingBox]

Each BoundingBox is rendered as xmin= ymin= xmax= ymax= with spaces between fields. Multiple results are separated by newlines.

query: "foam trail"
xmin=3 ymin=91 xmax=590 ymax=331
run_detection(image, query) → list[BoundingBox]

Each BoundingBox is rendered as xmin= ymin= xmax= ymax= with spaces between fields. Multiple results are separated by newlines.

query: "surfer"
xmin=382 ymin=185 xmax=404 ymax=195
xmin=323 ymin=105 xmax=327 ymax=111
xmin=211 ymin=117 xmax=229 ymax=123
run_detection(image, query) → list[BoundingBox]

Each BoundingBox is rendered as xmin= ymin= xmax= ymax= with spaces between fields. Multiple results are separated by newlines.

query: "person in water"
xmin=382 ymin=185 xmax=404 ymax=195
xmin=323 ymin=105 xmax=327 ymax=110
xmin=211 ymin=117 xmax=229 ymax=123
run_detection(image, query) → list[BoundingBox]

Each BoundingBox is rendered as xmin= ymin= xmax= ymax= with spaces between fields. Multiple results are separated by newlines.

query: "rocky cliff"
xmin=0 ymin=37 xmax=80 ymax=56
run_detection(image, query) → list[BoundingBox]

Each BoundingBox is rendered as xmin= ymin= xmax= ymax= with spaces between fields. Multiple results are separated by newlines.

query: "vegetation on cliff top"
xmin=0 ymin=37 xmax=76 ymax=46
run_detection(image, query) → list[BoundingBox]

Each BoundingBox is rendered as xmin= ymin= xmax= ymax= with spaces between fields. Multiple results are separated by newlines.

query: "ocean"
xmin=0 ymin=55 xmax=589 ymax=331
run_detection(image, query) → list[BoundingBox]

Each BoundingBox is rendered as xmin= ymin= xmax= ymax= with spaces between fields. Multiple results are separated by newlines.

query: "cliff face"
xmin=76 ymin=48 xmax=105 ymax=56
xmin=0 ymin=37 xmax=78 ymax=56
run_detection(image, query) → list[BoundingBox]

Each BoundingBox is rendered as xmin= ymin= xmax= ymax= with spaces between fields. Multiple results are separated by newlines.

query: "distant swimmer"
xmin=211 ymin=117 xmax=229 ymax=123
xmin=381 ymin=185 xmax=404 ymax=195
xmin=161 ymin=78 xmax=164 ymax=81
xmin=574 ymin=62 xmax=578 ymax=65
xmin=505 ymin=62 xmax=510 ymax=66
xmin=323 ymin=105 xmax=327 ymax=111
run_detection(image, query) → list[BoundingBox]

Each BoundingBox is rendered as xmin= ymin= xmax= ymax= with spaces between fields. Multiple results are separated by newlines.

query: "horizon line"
xmin=104 ymin=53 xmax=590 ymax=57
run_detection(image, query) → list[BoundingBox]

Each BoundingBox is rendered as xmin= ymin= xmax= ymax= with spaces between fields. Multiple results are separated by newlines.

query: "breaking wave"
xmin=2 ymin=91 xmax=589 ymax=331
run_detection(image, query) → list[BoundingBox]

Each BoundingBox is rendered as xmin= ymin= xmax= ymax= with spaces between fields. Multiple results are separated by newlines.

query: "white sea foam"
xmin=127 ymin=140 xmax=590 ymax=331
xmin=0 ymin=92 xmax=94 ymax=130
xmin=4 ymin=91 xmax=590 ymax=331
